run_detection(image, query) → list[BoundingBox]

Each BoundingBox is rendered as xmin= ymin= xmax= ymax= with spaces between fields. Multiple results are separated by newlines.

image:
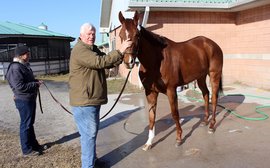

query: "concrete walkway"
xmin=1 ymin=82 xmax=270 ymax=168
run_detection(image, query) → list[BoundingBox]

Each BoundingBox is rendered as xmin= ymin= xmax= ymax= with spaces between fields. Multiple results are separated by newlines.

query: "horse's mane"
xmin=140 ymin=26 xmax=167 ymax=47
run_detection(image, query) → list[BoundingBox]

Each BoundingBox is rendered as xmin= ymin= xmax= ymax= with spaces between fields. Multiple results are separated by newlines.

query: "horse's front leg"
xmin=142 ymin=90 xmax=158 ymax=151
xmin=167 ymin=88 xmax=182 ymax=147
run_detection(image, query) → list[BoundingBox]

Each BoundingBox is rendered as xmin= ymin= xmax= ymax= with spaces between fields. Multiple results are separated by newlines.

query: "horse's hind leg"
xmin=167 ymin=88 xmax=182 ymax=147
xmin=143 ymin=90 xmax=159 ymax=151
xmin=208 ymin=72 xmax=222 ymax=133
xmin=196 ymin=75 xmax=210 ymax=126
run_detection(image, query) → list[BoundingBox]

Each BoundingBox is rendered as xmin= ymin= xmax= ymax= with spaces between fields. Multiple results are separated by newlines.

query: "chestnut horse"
xmin=119 ymin=11 xmax=223 ymax=151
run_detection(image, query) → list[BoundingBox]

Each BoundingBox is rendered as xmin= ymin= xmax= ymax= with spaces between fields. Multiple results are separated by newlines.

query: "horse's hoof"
xmin=175 ymin=141 xmax=182 ymax=147
xmin=142 ymin=144 xmax=152 ymax=151
xmin=208 ymin=128 xmax=215 ymax=134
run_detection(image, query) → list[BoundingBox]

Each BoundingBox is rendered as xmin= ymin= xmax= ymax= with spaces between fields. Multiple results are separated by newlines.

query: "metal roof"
xmin=0 ymin=21 xmax=75 ymax=41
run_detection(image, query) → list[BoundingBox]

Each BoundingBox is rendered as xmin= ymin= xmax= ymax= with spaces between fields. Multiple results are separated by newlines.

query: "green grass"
xmin=0 ymin=80 xmax=8 ymax=84
xmin=37 ymin=73 xmax=69 ymax=82
xmin=36 ymin=73 xmax=143 ymax=94
xmin=2 ymin=72 xmax=143 ymax=94
xmin=107 ymin=78 xmax=143 ymax=94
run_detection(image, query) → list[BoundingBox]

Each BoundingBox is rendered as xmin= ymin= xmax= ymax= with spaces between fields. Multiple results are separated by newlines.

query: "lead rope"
xmin=38 ymin=69 xmax=132 ymax=120
xmin=42 ymin=82 xmax=73 ymax=115
xmin=100 ymin=69 xmax=132 ymax=120
xmin=37 ymin=89 xmax=43 ymax=114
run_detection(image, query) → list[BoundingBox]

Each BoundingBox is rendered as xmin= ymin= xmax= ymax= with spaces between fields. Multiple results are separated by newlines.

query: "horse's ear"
xmin=119 ymin=11 xmax=125 ymax=24
xmin=133 ymin=11 xmax=139 ymax=26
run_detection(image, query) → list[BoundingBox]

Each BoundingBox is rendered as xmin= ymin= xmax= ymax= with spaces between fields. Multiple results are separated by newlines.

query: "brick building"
xmin=100 ymin=0 xmax=270 ymax=89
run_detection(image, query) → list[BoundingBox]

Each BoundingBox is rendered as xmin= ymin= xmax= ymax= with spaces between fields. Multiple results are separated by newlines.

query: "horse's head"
xmin=118 ymin=11 xmax=140 ymax=69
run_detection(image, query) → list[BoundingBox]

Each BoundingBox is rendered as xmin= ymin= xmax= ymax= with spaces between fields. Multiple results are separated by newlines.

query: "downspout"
xmin=138 ymin=6 xmax=150 ymax=88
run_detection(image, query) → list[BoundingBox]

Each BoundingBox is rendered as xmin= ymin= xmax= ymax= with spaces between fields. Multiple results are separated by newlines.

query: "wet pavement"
xmin=1 ymin=83 xmax=270 ymax=168
xmin=97 ymin=84 xmax=270 ymax=168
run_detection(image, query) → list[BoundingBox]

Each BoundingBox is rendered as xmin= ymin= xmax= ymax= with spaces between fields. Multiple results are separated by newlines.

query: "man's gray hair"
xmin=80 ymin=23 xmax=96 ymax=34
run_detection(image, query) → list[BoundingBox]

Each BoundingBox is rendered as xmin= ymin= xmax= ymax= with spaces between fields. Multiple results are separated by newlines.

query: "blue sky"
xmin=0 ymin=0 xmax=102 ymax=44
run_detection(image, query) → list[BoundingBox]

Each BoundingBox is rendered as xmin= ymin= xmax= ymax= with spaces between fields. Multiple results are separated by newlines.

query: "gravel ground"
xmin=0 ymin=79 xmax=140 ymax=168
xmin=0 ymin=81 xmax=81 ymax=168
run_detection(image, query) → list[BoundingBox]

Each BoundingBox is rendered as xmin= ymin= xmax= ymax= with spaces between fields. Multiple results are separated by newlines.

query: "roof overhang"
xmin=99 ymin=0 xmax=113 ymax=33
xmin=127 ymin=0 xmax=270 ymax=12
xmin=0 ymin=34 xmax=75 ymax=41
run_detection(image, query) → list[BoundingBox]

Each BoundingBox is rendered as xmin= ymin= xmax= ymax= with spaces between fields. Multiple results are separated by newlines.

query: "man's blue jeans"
xmin=72 ymin=105 xmax=101 ymax=168
xmin=14 ymin=99 xmax=39 ymax=154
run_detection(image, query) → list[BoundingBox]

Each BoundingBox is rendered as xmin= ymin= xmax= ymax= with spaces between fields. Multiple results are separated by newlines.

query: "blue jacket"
xmin=6 ymin=62 xmax=39 ymax=100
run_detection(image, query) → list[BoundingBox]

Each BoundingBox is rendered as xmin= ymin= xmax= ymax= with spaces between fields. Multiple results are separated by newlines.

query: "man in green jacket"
xmin=69 ymin=23 xmax=131 ymax=168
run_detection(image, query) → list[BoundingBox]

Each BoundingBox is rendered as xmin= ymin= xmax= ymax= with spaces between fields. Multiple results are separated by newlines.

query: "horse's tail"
xmin=218 ymin=75 xmax=224 ymax=96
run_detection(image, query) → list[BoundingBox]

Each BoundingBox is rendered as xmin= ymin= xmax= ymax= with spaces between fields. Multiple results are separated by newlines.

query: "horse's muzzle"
xmin=124 ymin=57 xmax=135 ymax=69
xmin=124 ymin=62 xmax=135 ymax=69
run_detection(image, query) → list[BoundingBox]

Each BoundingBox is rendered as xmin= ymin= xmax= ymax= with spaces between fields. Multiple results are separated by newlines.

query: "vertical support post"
xmin=142 ymin=6 xmax=150 ymax=27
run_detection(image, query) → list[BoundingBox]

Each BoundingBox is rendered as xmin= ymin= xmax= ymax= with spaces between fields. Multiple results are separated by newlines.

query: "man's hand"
xmin=119 ymin=39 xmax=132 ymax=54
xmin=37 ymin=80 xmax=43 ymax=87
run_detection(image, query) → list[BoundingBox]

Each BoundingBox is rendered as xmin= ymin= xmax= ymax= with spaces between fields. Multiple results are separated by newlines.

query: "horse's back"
xmin=161 ymin=36 xmax=223 ymax=85
xmin=176 ymin=36 xmax=223 ymax=69
xmin=180 ymin=36 xmax=222 ymax=54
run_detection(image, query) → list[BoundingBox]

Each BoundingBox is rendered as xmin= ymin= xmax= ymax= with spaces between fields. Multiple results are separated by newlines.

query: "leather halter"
xmin=122 ymin=30 xmax=140 ymax=69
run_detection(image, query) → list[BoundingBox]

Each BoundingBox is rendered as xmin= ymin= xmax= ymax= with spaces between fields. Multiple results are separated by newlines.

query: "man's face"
xmin=80 ymin=28 xmax=96 ymax=45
